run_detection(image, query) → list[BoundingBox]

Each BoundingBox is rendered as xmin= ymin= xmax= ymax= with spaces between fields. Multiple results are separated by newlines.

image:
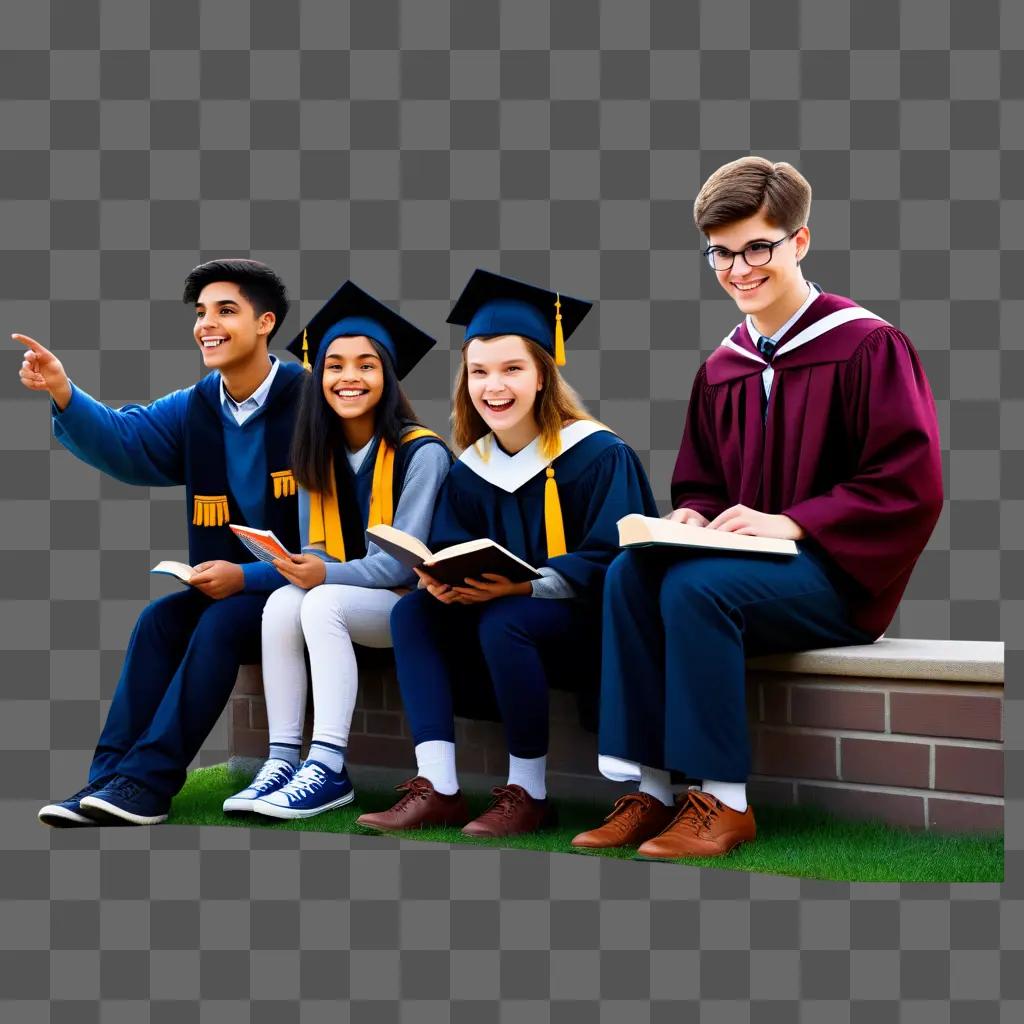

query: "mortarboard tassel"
xmin=544 ymin=467 xmax=567 ymax=557
xmin=554 ymin=294 xmax=565 ymax=366
xmin=301 ymin=328 xmax=310 ymax=371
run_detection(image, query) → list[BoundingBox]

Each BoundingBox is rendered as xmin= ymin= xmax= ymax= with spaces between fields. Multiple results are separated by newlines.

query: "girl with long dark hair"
xmin=223 ymin=282 xmax=450 ymax=819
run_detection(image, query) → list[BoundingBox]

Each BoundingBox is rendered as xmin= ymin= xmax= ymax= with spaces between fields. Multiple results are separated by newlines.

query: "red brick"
xmin=753 ymin=729 xmax=838 ymax=781
xmin=234 ymin=665 xmax=263 ymax=695
xmin=841 ymin=737 xmax=930 ymax=789
xmin=748 ymin=778 xmax=796 ymax=807
xmin=382 ymin=677 xmax=406 ymax=712
xmin=456 ymin=744 xmax=488 ymax=775
xmin=791 ymin=687 xmax=885 ymax=732
xmin=230 ymin=698 xmax=250 ymax=731
xmin=547 ymin=728 xmax=598 ymax=774
xmin=347 ymin=733 xmax=414 ymax=767
xmin=355 ymin=675 xmax=385 ymax=711
xmin=928 ymin=797 xmax=1004 ymax=833
xmin=761 ymin=683 xmax=789 ymax=725
xmin=890 ymin=691 xmax=1002 ymax=742
xmin=232 ymin=727 xmax=267 ymax=759
xmin=364 ymin=711 xmax=404 ymax=737
xmin=934 ymin=745 xmax=1003 ymax=797
xmin=798 ymin=784 xmax=925 ymax=830
xmin=250 ymin=701 xmax=268 ymax=731
xmin=349 ymin=710 xmax=366 ymax=736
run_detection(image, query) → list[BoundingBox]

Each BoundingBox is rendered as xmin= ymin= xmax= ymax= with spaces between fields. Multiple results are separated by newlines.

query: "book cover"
xmin=617 ymin=513 xmax=799 ymax=557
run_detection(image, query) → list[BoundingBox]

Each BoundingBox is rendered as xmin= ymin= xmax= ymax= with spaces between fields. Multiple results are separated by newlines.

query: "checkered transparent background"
xmin=0 ymin=0 xmax=1020 ymax=1018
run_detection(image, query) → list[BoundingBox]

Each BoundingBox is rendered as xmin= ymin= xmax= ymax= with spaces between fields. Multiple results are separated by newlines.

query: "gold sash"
xmin=308 ymin=428 xmax=442 ymax=562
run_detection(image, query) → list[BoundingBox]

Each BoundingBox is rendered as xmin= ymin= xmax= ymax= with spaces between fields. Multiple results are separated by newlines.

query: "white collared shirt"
xmin=746 ymin=283 xmax=821 ymax=402
xmin=220 ymin=355 xmax=280 ymax=426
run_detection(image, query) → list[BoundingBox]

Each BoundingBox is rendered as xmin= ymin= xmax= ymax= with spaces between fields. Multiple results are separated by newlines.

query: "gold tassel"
xmin=193 ymin=495 xmax=230 ymax=527
xmin=270 ymin=469 xmax=296 ymax=498
xmin=544 ymin=466 xmax=567 ymax=557
xmin=554 ymin=293 xmax=566 ymax=366
xmin=301 ymin=328 xmax=310 ymax=371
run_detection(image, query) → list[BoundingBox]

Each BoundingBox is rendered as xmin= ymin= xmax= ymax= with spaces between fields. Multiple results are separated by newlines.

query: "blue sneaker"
xmin=252 ymin=759 xmax=354 ymax=819
xmin=222 ymin=758 xmax=296 ymax=814
xmin=79 ymin=775 xmax=170 ymax=826
xmin=38 ymin=780 xmax=109 ymax=828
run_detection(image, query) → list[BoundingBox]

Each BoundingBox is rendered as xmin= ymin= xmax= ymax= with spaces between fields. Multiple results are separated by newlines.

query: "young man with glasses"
xmin=572 ymin=157 xmax=944 ymax=858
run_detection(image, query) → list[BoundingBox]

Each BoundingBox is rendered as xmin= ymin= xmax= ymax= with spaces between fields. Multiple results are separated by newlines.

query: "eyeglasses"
xmin=702 ymin=231 xmax=798 ymax=272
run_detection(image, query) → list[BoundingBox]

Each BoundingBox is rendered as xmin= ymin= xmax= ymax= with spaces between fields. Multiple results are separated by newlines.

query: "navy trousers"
xmin=390 ymin=589 xmax=591 ymax=759
xmin=90 ymin=589 xmax=265 ymax=799
xmin=599 ymin=547 xmax=873 ymax=783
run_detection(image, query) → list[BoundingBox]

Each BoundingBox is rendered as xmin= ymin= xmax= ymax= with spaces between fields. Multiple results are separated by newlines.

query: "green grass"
xmin=170 ymin=764 xmax=1003 ymax=884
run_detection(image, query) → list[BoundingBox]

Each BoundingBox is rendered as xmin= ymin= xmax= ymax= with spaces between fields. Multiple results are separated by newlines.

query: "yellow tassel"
xmin=271 ymin=470 xmax=296 ymax=498
xmin=554 ymin=293 xmax=565 ymax=366
xmin=301 ymin=328 xmax=310 ymax=371
xmin=544 ymin=466 xmax=567 ymax=557
xmin=193 ymin=495 xmax=230 ymax=527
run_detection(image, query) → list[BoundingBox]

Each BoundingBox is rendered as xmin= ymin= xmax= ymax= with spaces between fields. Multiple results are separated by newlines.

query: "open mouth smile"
xmin=201 ymin=336 xmax=228 ymax=348
xmin=334 ymin=388 xmax=369 ymax=400
xmin=483 ymin=398 xmax=515 ymax=412
xmin=732 ymin=278 xmax=768 ymax=293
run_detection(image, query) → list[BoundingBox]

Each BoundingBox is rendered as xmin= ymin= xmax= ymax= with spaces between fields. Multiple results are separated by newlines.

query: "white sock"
xmin=307 ymin=741 xmax=346 ymax=774
xmin=702 ymin=780 xmax=748 ymax=813
xmin=415 ymin=740 xmax=458 ymax=796
xmin=638 ymin=765 xmax=673 ymax=807
xmin=507 ymin=754 xmax=547 ymax=800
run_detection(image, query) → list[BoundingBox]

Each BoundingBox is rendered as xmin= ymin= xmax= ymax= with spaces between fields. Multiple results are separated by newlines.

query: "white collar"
xmin=745 ymin=282 xmax=820 ymax=348
xmin=220 ymin=355 xmax=279 ymax=412
xmin=458 ymin=420 xmax=609 ymax=493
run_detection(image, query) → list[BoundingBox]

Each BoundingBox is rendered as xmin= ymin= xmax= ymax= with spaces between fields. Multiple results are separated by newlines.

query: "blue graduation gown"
xmin=390 ymin=422 xmax=658 ymax=752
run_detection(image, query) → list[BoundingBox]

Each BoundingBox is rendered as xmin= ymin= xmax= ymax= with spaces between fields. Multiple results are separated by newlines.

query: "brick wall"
xmin=229 ymin=658 xmax=1004 ymax=834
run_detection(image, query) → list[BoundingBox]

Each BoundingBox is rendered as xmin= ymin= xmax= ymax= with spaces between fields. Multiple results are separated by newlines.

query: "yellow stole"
xmin=307 ymin=428 xmax=441 ymax=561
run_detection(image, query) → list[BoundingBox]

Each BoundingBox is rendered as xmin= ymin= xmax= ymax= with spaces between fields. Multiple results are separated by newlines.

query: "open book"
xmin=150 ymin=560 xmax=196 ymax=584
xmin=617 ymin=514 xmax=799 ymax=557
xmin=366 ymin=524 xmax=542 ymax=586
xmin=228 ymin=525 xmax=295 ymax=564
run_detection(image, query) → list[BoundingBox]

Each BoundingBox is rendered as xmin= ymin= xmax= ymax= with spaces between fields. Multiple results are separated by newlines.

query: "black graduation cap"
xmin=285 ymin=280 xmax=436 ymax=380
xmin=446 ymin=269 xmax=593 ymax=366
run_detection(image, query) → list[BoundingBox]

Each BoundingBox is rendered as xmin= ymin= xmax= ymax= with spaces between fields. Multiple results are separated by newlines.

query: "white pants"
xmin=261 ymin=584 xmax=400 ymax=749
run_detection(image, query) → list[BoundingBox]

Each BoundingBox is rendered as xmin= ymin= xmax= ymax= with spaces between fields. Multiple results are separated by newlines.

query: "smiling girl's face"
xmin=464 ymin=334 xmax=544 ymax=446
xmin=320 ymin=335 xmax=385 ymax=425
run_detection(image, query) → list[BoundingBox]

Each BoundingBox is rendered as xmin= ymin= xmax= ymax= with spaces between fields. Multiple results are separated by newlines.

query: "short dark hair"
xmin=181 ymin=259 xmax=290 ymax=344
xmin=290 ymin=337 xmax=421 ymax=494
xmin=694 ymin=156 xmax=812 ymax=236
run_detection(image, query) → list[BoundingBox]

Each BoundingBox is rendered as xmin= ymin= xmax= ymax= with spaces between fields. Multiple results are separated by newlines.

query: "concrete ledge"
xmin=747 ymin=638 xmax=1004 ymax=684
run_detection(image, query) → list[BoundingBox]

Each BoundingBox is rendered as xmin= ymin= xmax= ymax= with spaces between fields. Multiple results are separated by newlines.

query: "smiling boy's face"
xmin=706 ymin=208 xmax=811 ymax=331
xmin=192 ymin=281 xmax=273 ymax=370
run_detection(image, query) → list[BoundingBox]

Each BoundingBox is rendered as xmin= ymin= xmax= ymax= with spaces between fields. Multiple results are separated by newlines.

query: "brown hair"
xmin=693 ymin=156 xmax=812 ymax=236
xmin=452 ymin=336 xmax=591 ymax=461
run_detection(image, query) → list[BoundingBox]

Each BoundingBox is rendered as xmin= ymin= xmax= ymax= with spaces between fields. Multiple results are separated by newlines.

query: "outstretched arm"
xmin=14 ymin=333 xmax=186 ymax=486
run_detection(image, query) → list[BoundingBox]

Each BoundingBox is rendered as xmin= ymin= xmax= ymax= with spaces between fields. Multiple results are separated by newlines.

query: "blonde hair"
xmin=452 ymin=336 xmax=591 ymax=461
xmin=694 ymin=156 xmax=812 ymax=235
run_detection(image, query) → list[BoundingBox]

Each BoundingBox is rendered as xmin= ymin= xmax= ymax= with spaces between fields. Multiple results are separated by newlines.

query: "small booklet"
xmin=366 ymin=524 xmax=542 ymax=587
xmin=617 ymin=513 xmax=799 ymax=557
xmin=150 ymin=560 xmax=196 ymax=584
xmin=228 ymin=524 xmax=295 ymax=564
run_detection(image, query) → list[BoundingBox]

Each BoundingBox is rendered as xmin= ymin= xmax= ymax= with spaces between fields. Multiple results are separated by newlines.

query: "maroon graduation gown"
xmin=670 ymin=291 xmax=944 ymax=638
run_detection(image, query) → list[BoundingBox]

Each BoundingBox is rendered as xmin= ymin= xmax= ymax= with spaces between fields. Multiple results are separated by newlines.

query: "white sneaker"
xmin=222 ymin=758 xmax=296 ymax=814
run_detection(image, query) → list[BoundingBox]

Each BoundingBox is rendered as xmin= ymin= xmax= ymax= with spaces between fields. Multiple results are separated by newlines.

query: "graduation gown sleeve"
xmin=545 ymin=441 xmax=659 ymax=595
xmin=52 ymin=381 xmax=187 ymax=487
xmin=669 ymin=364 xmax=731 ymax=521
xmin=782 ymin=328 xmax=944 ymax=598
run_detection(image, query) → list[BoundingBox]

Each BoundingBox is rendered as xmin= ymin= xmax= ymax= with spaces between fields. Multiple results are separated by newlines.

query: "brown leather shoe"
xmin=636 ymin=790 xmax=756 ymax=859
xmin=355 ymin=777 xmax=470 ymax=832
xmin=571 ymin=792 xmax=675 ymax=850
xmin=461 ymin=784 xmax=556 ymax=838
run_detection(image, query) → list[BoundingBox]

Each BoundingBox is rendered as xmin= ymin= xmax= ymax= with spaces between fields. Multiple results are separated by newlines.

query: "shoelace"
xmin=278 ymin=763 xmax=328 ymax=804
xmin=69 ymin=781 xmax=104 ymax=803
xmin=389 ymin=777 xmax=434 ymax=811
xmin=603 ymin=793 xmax=655 ymax=834
xmin=109 ymin=777 xmax=143 ymax=802
xmin=671 ymin=790 xmax=721 ymax=835
xmin=249 ymin=760 xmax=293 ymax=795
xmin=482 ymin=785 xmax=528 ymax=820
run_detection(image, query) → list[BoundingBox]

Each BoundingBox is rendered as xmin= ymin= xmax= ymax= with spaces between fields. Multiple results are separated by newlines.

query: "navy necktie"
xmin=757 ymin=336 xmax=777 ymax=361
